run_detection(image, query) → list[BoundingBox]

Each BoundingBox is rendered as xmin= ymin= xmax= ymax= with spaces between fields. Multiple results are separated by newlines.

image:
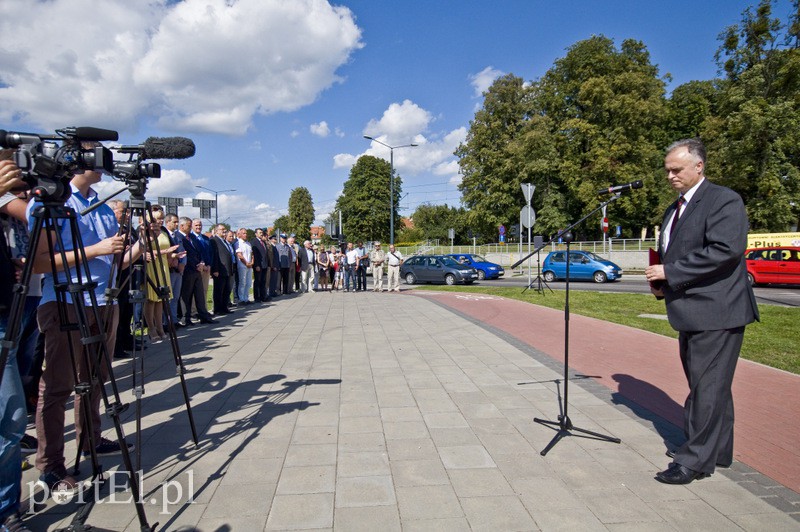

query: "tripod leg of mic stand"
xmin=536 ymin=425 xmax=569 ymax=457
xmin=569 ymin=425 xmax=621 ymax=444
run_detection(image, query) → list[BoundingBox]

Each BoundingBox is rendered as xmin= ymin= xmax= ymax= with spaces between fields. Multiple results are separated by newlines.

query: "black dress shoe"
xmin=666 ymin=449 xmax=731 ymax=468
xmin=183 ymin=319 xmax=194 ymax=327
xmin=114 ymin=350 xmax=132 ymax=359
xmin=655 ymin=463 xmax=709 ymax=484
xmin=199 ymin=318 xmax=217 ymax=324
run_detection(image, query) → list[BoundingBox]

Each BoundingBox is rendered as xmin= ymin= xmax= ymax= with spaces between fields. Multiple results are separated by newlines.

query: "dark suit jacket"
xmin=251 ymin=238 xmax=269 ymax=269
xmin=181 ymin=231 xmax=202 ymax=271
xmin=658 ymin=179 xmax=759 ymax=332
xmin=298 ymin=247 xmax=313 ymax=269
xmin=211 ymin=236 xmax=235 ymax=277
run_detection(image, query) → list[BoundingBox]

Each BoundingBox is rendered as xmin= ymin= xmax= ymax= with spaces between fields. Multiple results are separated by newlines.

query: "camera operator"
xmin=0 ymin=158 xmax=31 ymax=530
xmin=26 ymin=145 xmax=142 ymax=497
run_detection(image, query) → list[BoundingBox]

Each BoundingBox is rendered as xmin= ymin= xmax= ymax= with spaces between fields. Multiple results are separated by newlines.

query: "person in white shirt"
xmin=300 ymin=240 xmax=316 ymax=293
xmin=344 ymin=242 xmax=359 ymax=292
xmin=235 ymin=228 xmax=254 ymax=303
xmin=386 ymin=244 xmax=404 ymax=292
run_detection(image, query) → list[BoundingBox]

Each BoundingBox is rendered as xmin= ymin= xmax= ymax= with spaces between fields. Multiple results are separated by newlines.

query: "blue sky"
xmin=0 ymin=0 xmax=792 ymax=230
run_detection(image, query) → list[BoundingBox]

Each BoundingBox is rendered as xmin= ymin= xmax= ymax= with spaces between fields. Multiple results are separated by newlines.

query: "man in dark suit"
xmin=250 ymin=228 xmax=269 ymax=302
xmin=211 ymin=224 xmax=235 ymax=314
xmin=269 ymin=234 xmax=281 ymax=297
xmin=646 ymin=138 xmax=759 ymax=485
xmin=178 ymin=217 xmax=216 ymax=326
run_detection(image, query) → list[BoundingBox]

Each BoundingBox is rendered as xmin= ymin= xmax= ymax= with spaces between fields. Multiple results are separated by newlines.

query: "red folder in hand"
xmin=649 ymin=248 xmax=664 ymax=290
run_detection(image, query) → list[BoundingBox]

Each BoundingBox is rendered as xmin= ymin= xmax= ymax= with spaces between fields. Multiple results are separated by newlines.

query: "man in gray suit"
xmin=646 ymin=138 xmax=759 ymax=485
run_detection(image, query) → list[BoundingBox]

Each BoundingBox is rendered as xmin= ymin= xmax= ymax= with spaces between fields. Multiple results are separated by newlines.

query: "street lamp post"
xmin=362 ymin=136 xmax=417 ymax=245
xmin=195 ymin=186 xmax=235 ymax=226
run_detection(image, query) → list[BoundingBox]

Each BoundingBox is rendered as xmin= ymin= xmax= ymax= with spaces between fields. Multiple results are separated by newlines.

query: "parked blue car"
xmin=447 ymin=254 xmax=505 ymax=280
xmin=541 ymin=250 xmax=622 ymax=283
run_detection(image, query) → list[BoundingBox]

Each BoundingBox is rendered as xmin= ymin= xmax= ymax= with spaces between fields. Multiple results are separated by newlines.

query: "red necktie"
xmin=669 ymin=196 xmax=685 ymax=238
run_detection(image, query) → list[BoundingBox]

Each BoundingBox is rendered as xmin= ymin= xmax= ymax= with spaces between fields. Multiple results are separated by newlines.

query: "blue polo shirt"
xmin=27 ymin=183 xmax=119 ymax=306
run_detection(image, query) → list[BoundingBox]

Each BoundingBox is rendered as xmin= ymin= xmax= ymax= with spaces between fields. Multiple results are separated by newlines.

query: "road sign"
xmin=498 ymin=224 xmax=506 ymax=236
xmin=520 ymin=205 xmax=535 ymax=229
xmin=158 ymin=197 xmax=184 ymax=207
xmin=192 ymin=198 xmax=216 ymax=209
xmin=521 ymin=183 xmax=535 ymax=203
xmin=602 ymin=217 xmax=609 ymax=233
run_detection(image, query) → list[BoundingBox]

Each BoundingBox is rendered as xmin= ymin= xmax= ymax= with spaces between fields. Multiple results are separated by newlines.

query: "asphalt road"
xmin=466 ymin=274 xmax=800 ymax=307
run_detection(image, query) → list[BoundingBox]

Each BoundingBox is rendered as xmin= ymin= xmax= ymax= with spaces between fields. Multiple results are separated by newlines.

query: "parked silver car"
xmin=400 ymin=255 xmax=479 ymax=285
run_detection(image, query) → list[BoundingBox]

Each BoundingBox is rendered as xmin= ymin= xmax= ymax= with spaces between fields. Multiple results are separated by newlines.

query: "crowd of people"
xmin=0 ymin=149 xmax=406 ymax=530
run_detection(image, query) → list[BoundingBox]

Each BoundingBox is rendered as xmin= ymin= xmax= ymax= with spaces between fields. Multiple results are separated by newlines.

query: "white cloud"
xmin=334 ymin=101 xmax=465 ymax=186
xmin=0 ymin=0 xmax=363 ymax=135
xmin=310 ymin=121 xmax=331 ymax=137
xmin=334 ymin=127 xmax=345 ymax=138
xmin=470 ymin=66 xmax=504 ymax=98
xmin=92 ymin=168 xmax=283 ymax=228
xmin=364 ymin=100 xmax=431 ymax=141
xmin=290 ymin=130 xmax=301 ymax=138
xmin=434 ymin=160 xmax=460 ymax=176
xmin=313 ymin=198 xmax=339 ymax=225
xmin=333 ymin=153 xmax=358 ymax=169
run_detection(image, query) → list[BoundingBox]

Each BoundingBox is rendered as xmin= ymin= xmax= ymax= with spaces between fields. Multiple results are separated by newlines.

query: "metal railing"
xmin=398 ymin=238 xmax=657 ymax=257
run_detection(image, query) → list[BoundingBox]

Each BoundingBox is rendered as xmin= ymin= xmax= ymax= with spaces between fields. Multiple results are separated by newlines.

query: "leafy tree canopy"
xmin=336 ymin=155 xmax=402 ymax=243
xmin=287 ymin=187 xmax=315 ymax=240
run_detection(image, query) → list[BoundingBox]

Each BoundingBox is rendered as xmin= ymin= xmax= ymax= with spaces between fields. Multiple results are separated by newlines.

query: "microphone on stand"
xmin=598 ymin=180 xmax=643 ymax=195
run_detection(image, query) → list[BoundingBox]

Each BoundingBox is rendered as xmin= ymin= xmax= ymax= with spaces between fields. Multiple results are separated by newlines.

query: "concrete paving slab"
xmin=18 ymin=290 xmax=798 ymax=530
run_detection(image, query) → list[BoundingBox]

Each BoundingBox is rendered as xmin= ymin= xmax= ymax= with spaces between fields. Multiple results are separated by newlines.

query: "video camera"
xmin=0 ymin=126 xmax=117 ymax=203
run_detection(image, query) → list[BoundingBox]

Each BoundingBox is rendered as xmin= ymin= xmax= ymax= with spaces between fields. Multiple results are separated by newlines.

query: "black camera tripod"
xmin=1 ymin=193 xmax=156 ymax=531
xmin=98 ymin=185 xmax=199 ymax=472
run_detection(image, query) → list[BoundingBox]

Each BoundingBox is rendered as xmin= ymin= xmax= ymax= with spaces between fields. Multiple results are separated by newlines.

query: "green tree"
xmin=529 ymin=36 xmax=668 ymax=236
xmin=410 ymin=204 xmax=468 ymax=243
xmin=665 ymin=80 xmax=720 ymax=140
xmin=273 ymin=214 xmax=290 ymax=236
xmin=336 ymin=155 xmax=402 ymax=243
xmin=287 ymin=187 xmax=315 ymax=240
xmin=456 ymin=74 xmax=530 ymax=238
xmin=456 ymin=37 xmax=668 ymax=241
xmin=706 ymin=0 xmax=800 ymax=231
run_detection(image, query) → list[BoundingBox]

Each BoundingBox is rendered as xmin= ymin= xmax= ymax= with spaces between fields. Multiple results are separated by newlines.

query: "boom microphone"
xmin=61 ymin=127 xmax=119 ymax=142
xmin=598 ymin=180 xmax=643 ymax=195
xmin=114 ymin=137 xmax=196 ymax=159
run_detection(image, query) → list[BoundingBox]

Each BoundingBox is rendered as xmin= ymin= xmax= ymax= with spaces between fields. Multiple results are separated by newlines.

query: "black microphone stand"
xmin=513 ymin=194 xmax=625 ymax=456
xmin=523 ymin=244 xmax=552 ymax=294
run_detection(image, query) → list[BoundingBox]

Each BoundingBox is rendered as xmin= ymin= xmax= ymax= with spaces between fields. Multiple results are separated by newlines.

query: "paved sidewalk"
xmin=22 ymin=290 xmax=799 ymax=531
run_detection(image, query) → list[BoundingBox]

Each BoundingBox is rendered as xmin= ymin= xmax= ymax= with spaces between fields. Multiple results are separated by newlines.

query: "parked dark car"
xmin=745 ymin=247 xmax=800 ymax=286
xmin=401 ymin=255 xmax=479 ymax=285
xmin=446 ymin=253 xmax=505 ymax=280
xmin=541 ymin=250 xmax=622 ymax=283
